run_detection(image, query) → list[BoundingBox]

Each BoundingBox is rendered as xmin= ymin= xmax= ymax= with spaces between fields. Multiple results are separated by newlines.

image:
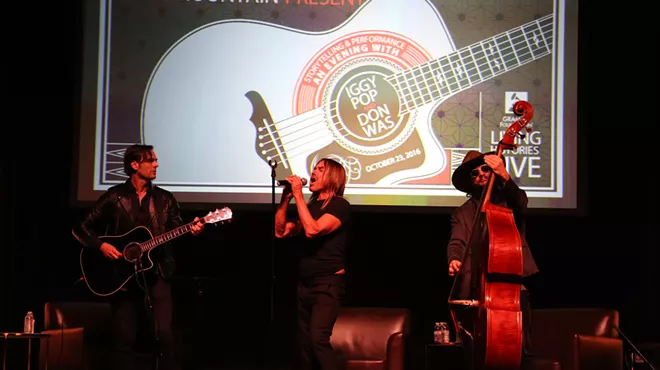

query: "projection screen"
xmin=74 ymin=0 xmax=578 ymax=209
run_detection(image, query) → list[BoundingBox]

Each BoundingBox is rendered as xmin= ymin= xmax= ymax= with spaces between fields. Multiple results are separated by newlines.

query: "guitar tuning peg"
xmin=526 ymin=127 xmax=532 ymax=133
xmin=518 ymin=132 xmax=526 ymax=139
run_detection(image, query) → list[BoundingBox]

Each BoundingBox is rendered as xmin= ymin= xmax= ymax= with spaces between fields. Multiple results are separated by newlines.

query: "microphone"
xmin=613 ymin=325 xmax=657 ymax=369
xmin=276 ymin=178 xmax=307 ymax=187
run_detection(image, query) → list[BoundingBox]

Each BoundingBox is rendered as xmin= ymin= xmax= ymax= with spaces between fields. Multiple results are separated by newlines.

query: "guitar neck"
xmin=140 ymin=221 xmax=198 ymax=253
xmin=386 ymin=14 xmax=553 ymax=115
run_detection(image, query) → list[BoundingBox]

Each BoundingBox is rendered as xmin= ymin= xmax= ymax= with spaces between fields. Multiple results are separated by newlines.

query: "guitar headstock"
xmin=501 ymin=100 xmax=534 ymax=149
xmin=203 ymin=207 xmax=233 ymax=225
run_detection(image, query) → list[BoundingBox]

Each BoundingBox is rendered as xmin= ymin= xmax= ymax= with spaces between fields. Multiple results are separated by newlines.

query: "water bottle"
xmin=433 ymin=322 xmax=442 ymax=343
xmin=440 ymin=322 xmax=450 ymax=343
xmin=433 ymin=322 xmax=450 ymax=343
xmin=23 ymin=311 xmax=35 ymax=334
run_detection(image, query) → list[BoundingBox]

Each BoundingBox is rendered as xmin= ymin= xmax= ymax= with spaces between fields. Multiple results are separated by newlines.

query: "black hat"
xmin=451 ymin=150 xmax=496 ymax=193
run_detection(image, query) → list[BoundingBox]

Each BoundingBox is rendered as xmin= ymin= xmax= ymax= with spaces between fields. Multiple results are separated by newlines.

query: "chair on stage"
xmin=529 ymin=308 xmax=623 ymax=370
xmin=330 ymin=306 xmax=410 ymax=370
xmin=39 ymin=301 xmax=154 ymax=370
xmin=39 ymin=301 xmax=113 ymax=370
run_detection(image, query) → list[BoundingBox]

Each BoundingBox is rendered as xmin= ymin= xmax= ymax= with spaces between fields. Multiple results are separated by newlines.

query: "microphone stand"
xmin=135 ymin=258 xmax=161 ymax=370
xmin=266 ymin=159 xmax=279 ymax=369
xmin=268 ymin=159 xmax=278 ymax=326
xmin=615 ymin=327 xmax=657 ymax=370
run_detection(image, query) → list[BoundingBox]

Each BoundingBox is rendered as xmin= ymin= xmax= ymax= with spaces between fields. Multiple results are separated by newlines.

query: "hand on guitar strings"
xmin=449 ymin=259 xmax=462 ymax=276
xmin=191 ymin=217 xmax=204 ymax=236
xmin=100 ymin=242 xmax=122 ymax=260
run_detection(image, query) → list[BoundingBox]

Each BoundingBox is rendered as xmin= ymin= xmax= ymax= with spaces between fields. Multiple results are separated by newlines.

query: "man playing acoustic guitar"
xmin=73 ymin=144 xmax=204 ymax=370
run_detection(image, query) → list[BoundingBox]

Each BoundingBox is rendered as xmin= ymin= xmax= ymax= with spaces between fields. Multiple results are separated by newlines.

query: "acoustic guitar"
xmin=79 ymin=207 xmax=232 ymax=296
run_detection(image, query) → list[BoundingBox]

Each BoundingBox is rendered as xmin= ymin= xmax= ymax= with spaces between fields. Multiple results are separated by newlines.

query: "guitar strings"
xmin=138 ymin=209 xmax=230 ymax=252
xmin=259 ymin=15 xmax=553 ymax=146
xmin=257 ymin=15 xmax=553 ymax=164
xmin=258 ymin=15 xmax=552 ymax=146
xmin=392 ymin=15 xmax=553 ymax=115
xmin=138 ymin=221 xmax=197 ymax=252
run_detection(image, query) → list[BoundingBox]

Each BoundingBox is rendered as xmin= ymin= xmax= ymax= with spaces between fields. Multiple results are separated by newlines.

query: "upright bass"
xmin=448 ymin=100 xmax=534 ymax=370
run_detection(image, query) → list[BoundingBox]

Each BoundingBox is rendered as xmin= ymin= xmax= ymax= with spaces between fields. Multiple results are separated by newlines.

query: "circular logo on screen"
xmin=293 ymin=31 xmax=433 ymax=156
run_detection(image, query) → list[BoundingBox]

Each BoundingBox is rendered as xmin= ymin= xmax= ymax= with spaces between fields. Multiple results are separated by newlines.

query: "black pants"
xmin=296 ymin=275 xmax=345 ymax=370
xmin=521 ymin=290 xmax=533 ymax=356
xmin=110 ymin=275 xmax=179 ymax=370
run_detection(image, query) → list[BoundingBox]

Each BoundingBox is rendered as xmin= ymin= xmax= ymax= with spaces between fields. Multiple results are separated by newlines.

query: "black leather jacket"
xmin=72 ymin=180 xmax=183 ymax=279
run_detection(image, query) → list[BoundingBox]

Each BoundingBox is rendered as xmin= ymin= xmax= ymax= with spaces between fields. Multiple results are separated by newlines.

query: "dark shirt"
xmin=122 ymin=183 xmax=163 ymax=277
xmin=127 ymin=188 xmax=152 ymax=229
xmin=298 ymin=196 xmax=351 ymax=279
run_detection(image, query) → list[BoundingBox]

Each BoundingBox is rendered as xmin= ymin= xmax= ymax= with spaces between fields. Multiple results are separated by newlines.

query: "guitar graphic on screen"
xmin=141 ymin=0 xmax=553 ymax=187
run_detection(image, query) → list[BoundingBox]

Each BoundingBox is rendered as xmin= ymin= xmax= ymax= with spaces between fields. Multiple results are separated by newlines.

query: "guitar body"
xmin=77 ymin=208 xmax=232 ymax=297
xmin=142 ymin=0 xmax=455 ymax=186
xmin=80 ymin=226 xmax=156 ymax=296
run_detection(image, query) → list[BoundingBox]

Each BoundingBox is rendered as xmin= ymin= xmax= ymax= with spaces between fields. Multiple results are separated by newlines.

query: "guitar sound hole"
xmin=123 ymin=244 xmax=142 ymax=263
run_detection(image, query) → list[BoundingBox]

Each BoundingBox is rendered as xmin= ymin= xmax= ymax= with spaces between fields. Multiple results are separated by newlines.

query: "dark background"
xmin=1 ymin=1 xmax=655 ymax=369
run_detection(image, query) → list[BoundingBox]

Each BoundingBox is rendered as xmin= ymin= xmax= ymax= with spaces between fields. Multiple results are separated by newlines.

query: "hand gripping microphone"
xmin=276 ymin=178 xmax=308 ymax=187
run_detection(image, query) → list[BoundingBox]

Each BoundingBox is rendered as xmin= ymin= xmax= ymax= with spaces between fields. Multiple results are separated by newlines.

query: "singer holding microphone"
xmin=275 ymin=158 xmax=351 ymax=370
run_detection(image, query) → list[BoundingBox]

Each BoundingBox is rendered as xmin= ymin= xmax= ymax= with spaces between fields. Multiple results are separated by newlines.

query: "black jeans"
xmin=296 ymin=275 xmax=345 ymax=370
xmin=110 ymin=275 xmax=179 ymax=370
